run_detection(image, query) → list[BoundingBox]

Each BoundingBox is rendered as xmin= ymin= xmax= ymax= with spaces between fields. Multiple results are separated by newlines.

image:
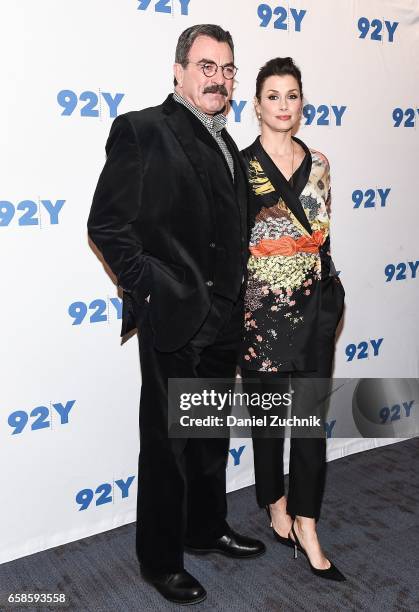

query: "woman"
xmin=241 ymin=57 xmax=346 ymax=581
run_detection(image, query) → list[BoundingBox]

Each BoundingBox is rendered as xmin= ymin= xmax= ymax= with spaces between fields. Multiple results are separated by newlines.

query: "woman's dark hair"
xmin=255 ymin=57 xmax=303 ymax=100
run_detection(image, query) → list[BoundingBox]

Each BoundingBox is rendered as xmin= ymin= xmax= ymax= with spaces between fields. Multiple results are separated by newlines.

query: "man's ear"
xmin=174 ymin=63 xmax=184 ymax=88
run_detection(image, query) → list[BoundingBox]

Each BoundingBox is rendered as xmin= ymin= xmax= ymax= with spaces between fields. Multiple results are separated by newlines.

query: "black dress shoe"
xmin=185 ymin=526 xmax=266 ymax=559
xmin=141 ymin=568 xmax=207 ymax=604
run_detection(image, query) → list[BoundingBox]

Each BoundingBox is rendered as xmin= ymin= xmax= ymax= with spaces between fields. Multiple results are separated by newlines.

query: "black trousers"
xmin=242 ymin=276 xmax=344 ymax=521
xmin=135 ymin=291 xmax=244 ymax=574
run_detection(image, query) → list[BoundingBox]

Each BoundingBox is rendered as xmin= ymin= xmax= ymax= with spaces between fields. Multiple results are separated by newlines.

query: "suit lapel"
xmin=163 ymin=95 xmax=212 ymax=200
xmin=223 ymin=129 xmax=248 ymax=241
xmin=162 ymin=94 xmax=247 ymax=243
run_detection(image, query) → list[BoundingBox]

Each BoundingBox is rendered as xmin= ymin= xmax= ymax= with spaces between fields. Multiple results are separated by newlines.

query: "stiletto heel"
xmin=289 ymin=521 xmax=346 ymax=582
xmin=265 ymin=505 xmax=294 ymax=549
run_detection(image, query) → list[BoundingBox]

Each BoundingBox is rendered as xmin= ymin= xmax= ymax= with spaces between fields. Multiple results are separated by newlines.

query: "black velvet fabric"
xmin=183 ymin=107 xmax=245 ymax=301
xmin=88 ymin=94 xmax=248 ymax=352
xmin=135 ymin=294 xmax=244 ymax=573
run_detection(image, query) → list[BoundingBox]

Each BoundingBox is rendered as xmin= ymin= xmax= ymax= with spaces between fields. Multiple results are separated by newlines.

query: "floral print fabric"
xmin=241 ymin=137 xmax=332 ymax=372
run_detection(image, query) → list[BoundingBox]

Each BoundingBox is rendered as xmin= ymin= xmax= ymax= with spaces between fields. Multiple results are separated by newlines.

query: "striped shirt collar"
xmin=173 ymin=91 xmax=227 ymax=134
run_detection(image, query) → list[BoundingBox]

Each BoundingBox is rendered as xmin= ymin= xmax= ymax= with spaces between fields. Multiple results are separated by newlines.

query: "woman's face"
xmin=255 ymin=74 xmax=302 ymax=133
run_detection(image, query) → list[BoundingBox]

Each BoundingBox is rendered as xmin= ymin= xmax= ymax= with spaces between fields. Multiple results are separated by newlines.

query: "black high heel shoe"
xmin=265 ymin=506 xmax=294 ymax=549
xmin=289 ymin=521 xmax=346 ymax=582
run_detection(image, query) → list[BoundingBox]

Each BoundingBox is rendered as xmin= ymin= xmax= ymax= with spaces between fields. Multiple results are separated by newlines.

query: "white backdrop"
xmin=1 ymin=0 xmax=418 ymax=564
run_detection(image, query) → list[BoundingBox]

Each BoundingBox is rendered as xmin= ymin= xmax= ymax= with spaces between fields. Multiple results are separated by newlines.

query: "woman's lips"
xmin=277 ymin=115 xmax=291 ymax=120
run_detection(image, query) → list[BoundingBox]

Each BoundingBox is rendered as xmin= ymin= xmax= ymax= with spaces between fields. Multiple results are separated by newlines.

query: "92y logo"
xmin=257 ymin=4 xmax=306 ymax=32
xmin=57 ymin=90 xmax=124 ymax=118
xmin=68 ymin=298 xmax=122 ymax=325
xmin=393 ymin=108 xmax=419 ymax=128
xmin=345 ymin=338 xmax=384 ymax=362
xmin=76 ymin=476 xmax=135 ymax=510
xmin=8 ymin=401 xmax=75 ymax=435
xmin=303 ymin=105 xmax=347 ymax=127
xmin=352 ymin=189 xmax=391 ymax=209
xmin=229 ymin=446 xmax=245 ymax=466
xmin=137 ymin=0 xmax=190 ymax=15
xmin=0 ymin=200 xmax=65 ymax=227
xmin=358 ymin=17 xmax=399 ymax=42
xmin=379 ymin=401 xmax=414 ymax=424
xmin=230 ymin=100 xmax=247 ymax=123
xmin=385 ymin=261 xmax=419 ymax=282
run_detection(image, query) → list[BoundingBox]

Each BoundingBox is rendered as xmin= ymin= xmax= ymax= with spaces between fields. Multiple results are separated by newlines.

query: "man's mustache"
xmin=203 ymin=85 xmax=228 ymax=96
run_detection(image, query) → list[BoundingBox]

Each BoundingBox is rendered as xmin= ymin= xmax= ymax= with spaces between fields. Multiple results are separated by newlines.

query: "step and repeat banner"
xmin=1 ymin=0 xmax=418 ymax=563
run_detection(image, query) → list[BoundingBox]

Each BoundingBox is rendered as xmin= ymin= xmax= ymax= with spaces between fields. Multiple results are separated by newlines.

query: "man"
xmin=88 ymin=24 xmax=265 ymax=605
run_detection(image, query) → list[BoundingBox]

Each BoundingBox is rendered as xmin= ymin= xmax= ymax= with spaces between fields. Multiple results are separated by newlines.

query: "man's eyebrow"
xmin=197 ymin=58 xmax=217 ymax=64
xmin=197 ymin=58 xmax=235 ymax=66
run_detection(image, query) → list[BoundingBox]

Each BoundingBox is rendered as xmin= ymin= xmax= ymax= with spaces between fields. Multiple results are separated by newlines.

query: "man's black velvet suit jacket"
xmin=88 ymin=94 xmax=248 ymax=352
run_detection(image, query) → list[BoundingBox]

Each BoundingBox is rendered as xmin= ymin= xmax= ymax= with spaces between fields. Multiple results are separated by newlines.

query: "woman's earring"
xmin=257 ymin=114 xmax=262 ymax=120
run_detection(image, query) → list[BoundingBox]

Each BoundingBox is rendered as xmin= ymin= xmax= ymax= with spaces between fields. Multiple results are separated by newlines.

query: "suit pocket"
xmin=120 ymin=291 xmax=137 ymax=336
xmin=148 ymin=256 xmax=186 ymax=284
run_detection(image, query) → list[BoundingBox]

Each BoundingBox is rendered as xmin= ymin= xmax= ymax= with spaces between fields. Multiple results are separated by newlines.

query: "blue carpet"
xmin=1 ymin=439 xmax=418 ymax=611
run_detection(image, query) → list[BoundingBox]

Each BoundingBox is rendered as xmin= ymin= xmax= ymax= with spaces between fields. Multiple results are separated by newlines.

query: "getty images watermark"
xmin=178 ymin=389 xmax=321 ymax=428
xmin=167 ymin=377 xmax=419 ymax=439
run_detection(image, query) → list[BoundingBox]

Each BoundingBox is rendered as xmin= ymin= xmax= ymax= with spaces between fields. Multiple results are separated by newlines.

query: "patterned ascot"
xmin=173 ymin=91 xmax=234 ymax=179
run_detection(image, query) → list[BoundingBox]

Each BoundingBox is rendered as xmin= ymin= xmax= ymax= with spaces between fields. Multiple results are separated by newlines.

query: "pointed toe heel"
xmin=289 ymin=521 xmax=347 ymax=582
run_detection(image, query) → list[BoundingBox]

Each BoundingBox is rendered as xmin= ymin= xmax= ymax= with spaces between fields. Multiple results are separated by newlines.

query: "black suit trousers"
xmin=242 ymin=276 xmax=344 ymax=521
xmin=135 ymin=291 xmax=244 ymax=573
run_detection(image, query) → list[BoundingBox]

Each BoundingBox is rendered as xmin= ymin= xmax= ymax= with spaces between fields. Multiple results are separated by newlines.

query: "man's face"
xmin=174 ymin=35 xmax=235 ymax=115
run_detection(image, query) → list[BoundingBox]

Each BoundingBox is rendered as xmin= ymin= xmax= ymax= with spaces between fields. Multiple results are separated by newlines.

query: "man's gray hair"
xmin=174 ymin=24 xmax=234 ymax=86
